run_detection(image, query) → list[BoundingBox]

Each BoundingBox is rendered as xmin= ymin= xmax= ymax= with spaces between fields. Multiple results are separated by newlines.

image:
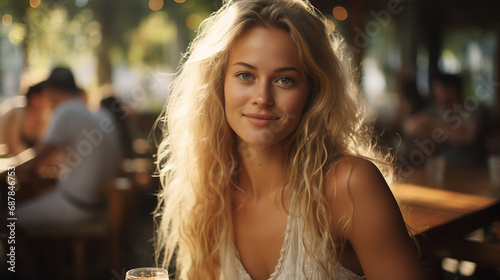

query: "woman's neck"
xmin=237 ymin=141 xmax=286 ymax=200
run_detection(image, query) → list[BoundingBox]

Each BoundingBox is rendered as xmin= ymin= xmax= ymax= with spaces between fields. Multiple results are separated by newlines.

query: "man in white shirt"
xmin=9 ymin=67 xmax=123 ymax=226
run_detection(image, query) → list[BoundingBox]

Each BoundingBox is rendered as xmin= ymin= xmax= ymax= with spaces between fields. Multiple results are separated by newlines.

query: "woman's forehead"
xmin=227 ymin=26 xmax=301 ymax=70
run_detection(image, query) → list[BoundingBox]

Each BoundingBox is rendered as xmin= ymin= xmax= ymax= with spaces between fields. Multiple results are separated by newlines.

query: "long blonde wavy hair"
xmin=155 ymin=0 xmax=394 ymax=278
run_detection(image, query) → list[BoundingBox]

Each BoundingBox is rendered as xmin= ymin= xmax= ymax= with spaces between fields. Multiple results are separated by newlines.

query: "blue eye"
xmin=237 ymin=73 xmax=253 ymax=81
xmin=277 ymin=77 xmax=293 ymax=85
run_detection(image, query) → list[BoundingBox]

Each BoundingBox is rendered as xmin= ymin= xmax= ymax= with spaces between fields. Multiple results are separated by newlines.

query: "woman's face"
xmin=224 ymin=26 xmax=309 ymax=147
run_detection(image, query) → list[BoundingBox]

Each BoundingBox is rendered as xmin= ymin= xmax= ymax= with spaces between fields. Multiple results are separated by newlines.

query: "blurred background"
xmin=0 ymin=0 xmax=500 ymax=279
xmin=1 ymin=0 xmax=500 ymax=152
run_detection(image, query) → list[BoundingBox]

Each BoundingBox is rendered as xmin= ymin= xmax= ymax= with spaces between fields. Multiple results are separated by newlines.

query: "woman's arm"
xmin=327 ymin=157 xmax=428 ymax=280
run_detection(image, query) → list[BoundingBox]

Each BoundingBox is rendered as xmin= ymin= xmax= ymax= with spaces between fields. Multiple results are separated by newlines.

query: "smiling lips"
xmin=244 ymin=113 xmax=280 ymax=127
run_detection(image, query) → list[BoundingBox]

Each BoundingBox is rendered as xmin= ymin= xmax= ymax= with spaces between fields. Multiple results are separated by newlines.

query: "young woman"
xmin=155 ymin=0 xmax=427 ymax=279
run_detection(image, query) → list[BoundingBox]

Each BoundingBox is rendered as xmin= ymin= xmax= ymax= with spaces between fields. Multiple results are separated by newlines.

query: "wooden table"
xmin=395 ymin=183 xmax=500 ymax=236
xmin=395 ymin=166 xmax=500 ymax=277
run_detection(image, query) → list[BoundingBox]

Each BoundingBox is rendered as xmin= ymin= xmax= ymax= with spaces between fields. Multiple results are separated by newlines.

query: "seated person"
xmin=0 ymin=82 xmax=51 ymax=157
xmin=99 ymin=95 xmax=135 ymax=159
xmin=404 ymin=73 xmax=487 ymax=166
xmin=2 ymin=67 xmax=123 ymax=226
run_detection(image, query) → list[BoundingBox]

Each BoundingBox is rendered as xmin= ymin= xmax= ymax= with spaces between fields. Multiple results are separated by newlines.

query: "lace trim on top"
xmin=233 ymin=209 xmax=365 ymax=280
xmin=235 ymin=210 xmax=293 ymax=280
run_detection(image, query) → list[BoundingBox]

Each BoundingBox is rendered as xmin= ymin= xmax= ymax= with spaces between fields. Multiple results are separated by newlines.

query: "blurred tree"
xmin=1 ymin=0 xmax=221 ymax=93
xmin=94 ymin=0 xmax=116 ymax=85
xmin=88 ymin=0 xmax=151 ymax=85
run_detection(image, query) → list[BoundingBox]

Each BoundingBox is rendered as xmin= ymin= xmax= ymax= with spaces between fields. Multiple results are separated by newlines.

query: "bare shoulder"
xmin=325 ymin=155 xmax=389 ymax=203
xmin=325 ymin=155 xmax=396 ymax=234
xmin=326 ymin=156 xmax=427 ymax=279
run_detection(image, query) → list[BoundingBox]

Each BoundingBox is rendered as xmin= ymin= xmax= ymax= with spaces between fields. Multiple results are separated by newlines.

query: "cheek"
xmin=223 ymin=85 xmax=233 ymax=113
xmin=224 ymin=80 xmax=248 ymax=111
xmin=223 ymin=77 xmax=233 ymax=111
xmin=276 ymin=91 xmax=308 ymax=115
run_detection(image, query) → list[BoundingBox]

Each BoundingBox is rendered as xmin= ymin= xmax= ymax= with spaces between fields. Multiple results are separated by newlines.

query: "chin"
xmin=238 ymin=130 xmax=285 ymax=148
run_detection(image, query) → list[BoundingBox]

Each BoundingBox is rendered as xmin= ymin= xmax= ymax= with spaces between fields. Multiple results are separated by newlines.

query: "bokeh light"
xmin=30 ymin=0 xmax=41 ymax=8
xmin=333 ymin=6 xmax=348 ymax=21
xmin=8 ymin=23 xmax=26 ymax=45
xmin=87 ymin=21 xmax=102 ymax=47
xmin=185 ymin=13 xmax=203 ymax=30
xmin=174 ymin=0 xmax=186 ymax=3
xmin=2 ymin=14 xmax=13 ymax=26
xmin=149 ymin=0 xmax=164 ymax=11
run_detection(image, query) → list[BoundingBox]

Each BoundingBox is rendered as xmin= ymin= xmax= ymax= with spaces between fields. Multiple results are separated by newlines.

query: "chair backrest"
xmin=101 ymin=177 xmax=134 ymax=271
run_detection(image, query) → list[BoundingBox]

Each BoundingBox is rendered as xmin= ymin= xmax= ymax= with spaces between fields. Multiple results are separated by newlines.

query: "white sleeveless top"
xmin=234 ymin=210 xmax=365 ymax=280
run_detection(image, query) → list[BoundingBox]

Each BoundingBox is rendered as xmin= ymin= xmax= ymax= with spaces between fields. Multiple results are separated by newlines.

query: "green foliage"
xmin=0 ymin=0 xmax=222 ymax=107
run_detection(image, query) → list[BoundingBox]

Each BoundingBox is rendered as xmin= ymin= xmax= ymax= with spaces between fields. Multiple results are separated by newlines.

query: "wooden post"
xmin=349 ymin=0 xmax=364 ymax=72
xmin=427 ymin=23 xmax=441 ymax=89
xmin=496 ymin=25 xmax=500 ymax=114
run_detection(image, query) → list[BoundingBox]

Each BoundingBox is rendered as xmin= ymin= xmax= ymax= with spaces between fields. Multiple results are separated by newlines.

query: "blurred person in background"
xmin=1 ymin=67 xmax=123 ymax=226
xmin=0 ymin=82 xmax=52 ymax=157
xmin=404 ymin=73 xmax=487 ymax=166
xmin=99 ymin=95 xmax=135 ymax=159
xmin=399 ymin=79 xmax=427 ymax=119
xmin=395 ymin=79 xmax=428 ymax=158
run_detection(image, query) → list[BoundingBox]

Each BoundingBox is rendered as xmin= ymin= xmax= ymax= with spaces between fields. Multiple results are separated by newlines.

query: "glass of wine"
xmin=126 ymin=267 xmax=169 ymax=280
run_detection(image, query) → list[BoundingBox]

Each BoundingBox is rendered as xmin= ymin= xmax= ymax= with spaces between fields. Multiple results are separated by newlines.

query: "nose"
xmin=251 ymin=81 xmax=274 ymax=107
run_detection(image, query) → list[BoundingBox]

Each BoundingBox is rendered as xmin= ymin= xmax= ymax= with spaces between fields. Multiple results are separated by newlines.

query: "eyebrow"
xmin=232 ymin=62 xmax=301 ymax=74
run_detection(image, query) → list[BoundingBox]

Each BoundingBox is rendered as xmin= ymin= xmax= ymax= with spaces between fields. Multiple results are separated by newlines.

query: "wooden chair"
xmin=23 ymin=177 xmax=133 ymax=280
